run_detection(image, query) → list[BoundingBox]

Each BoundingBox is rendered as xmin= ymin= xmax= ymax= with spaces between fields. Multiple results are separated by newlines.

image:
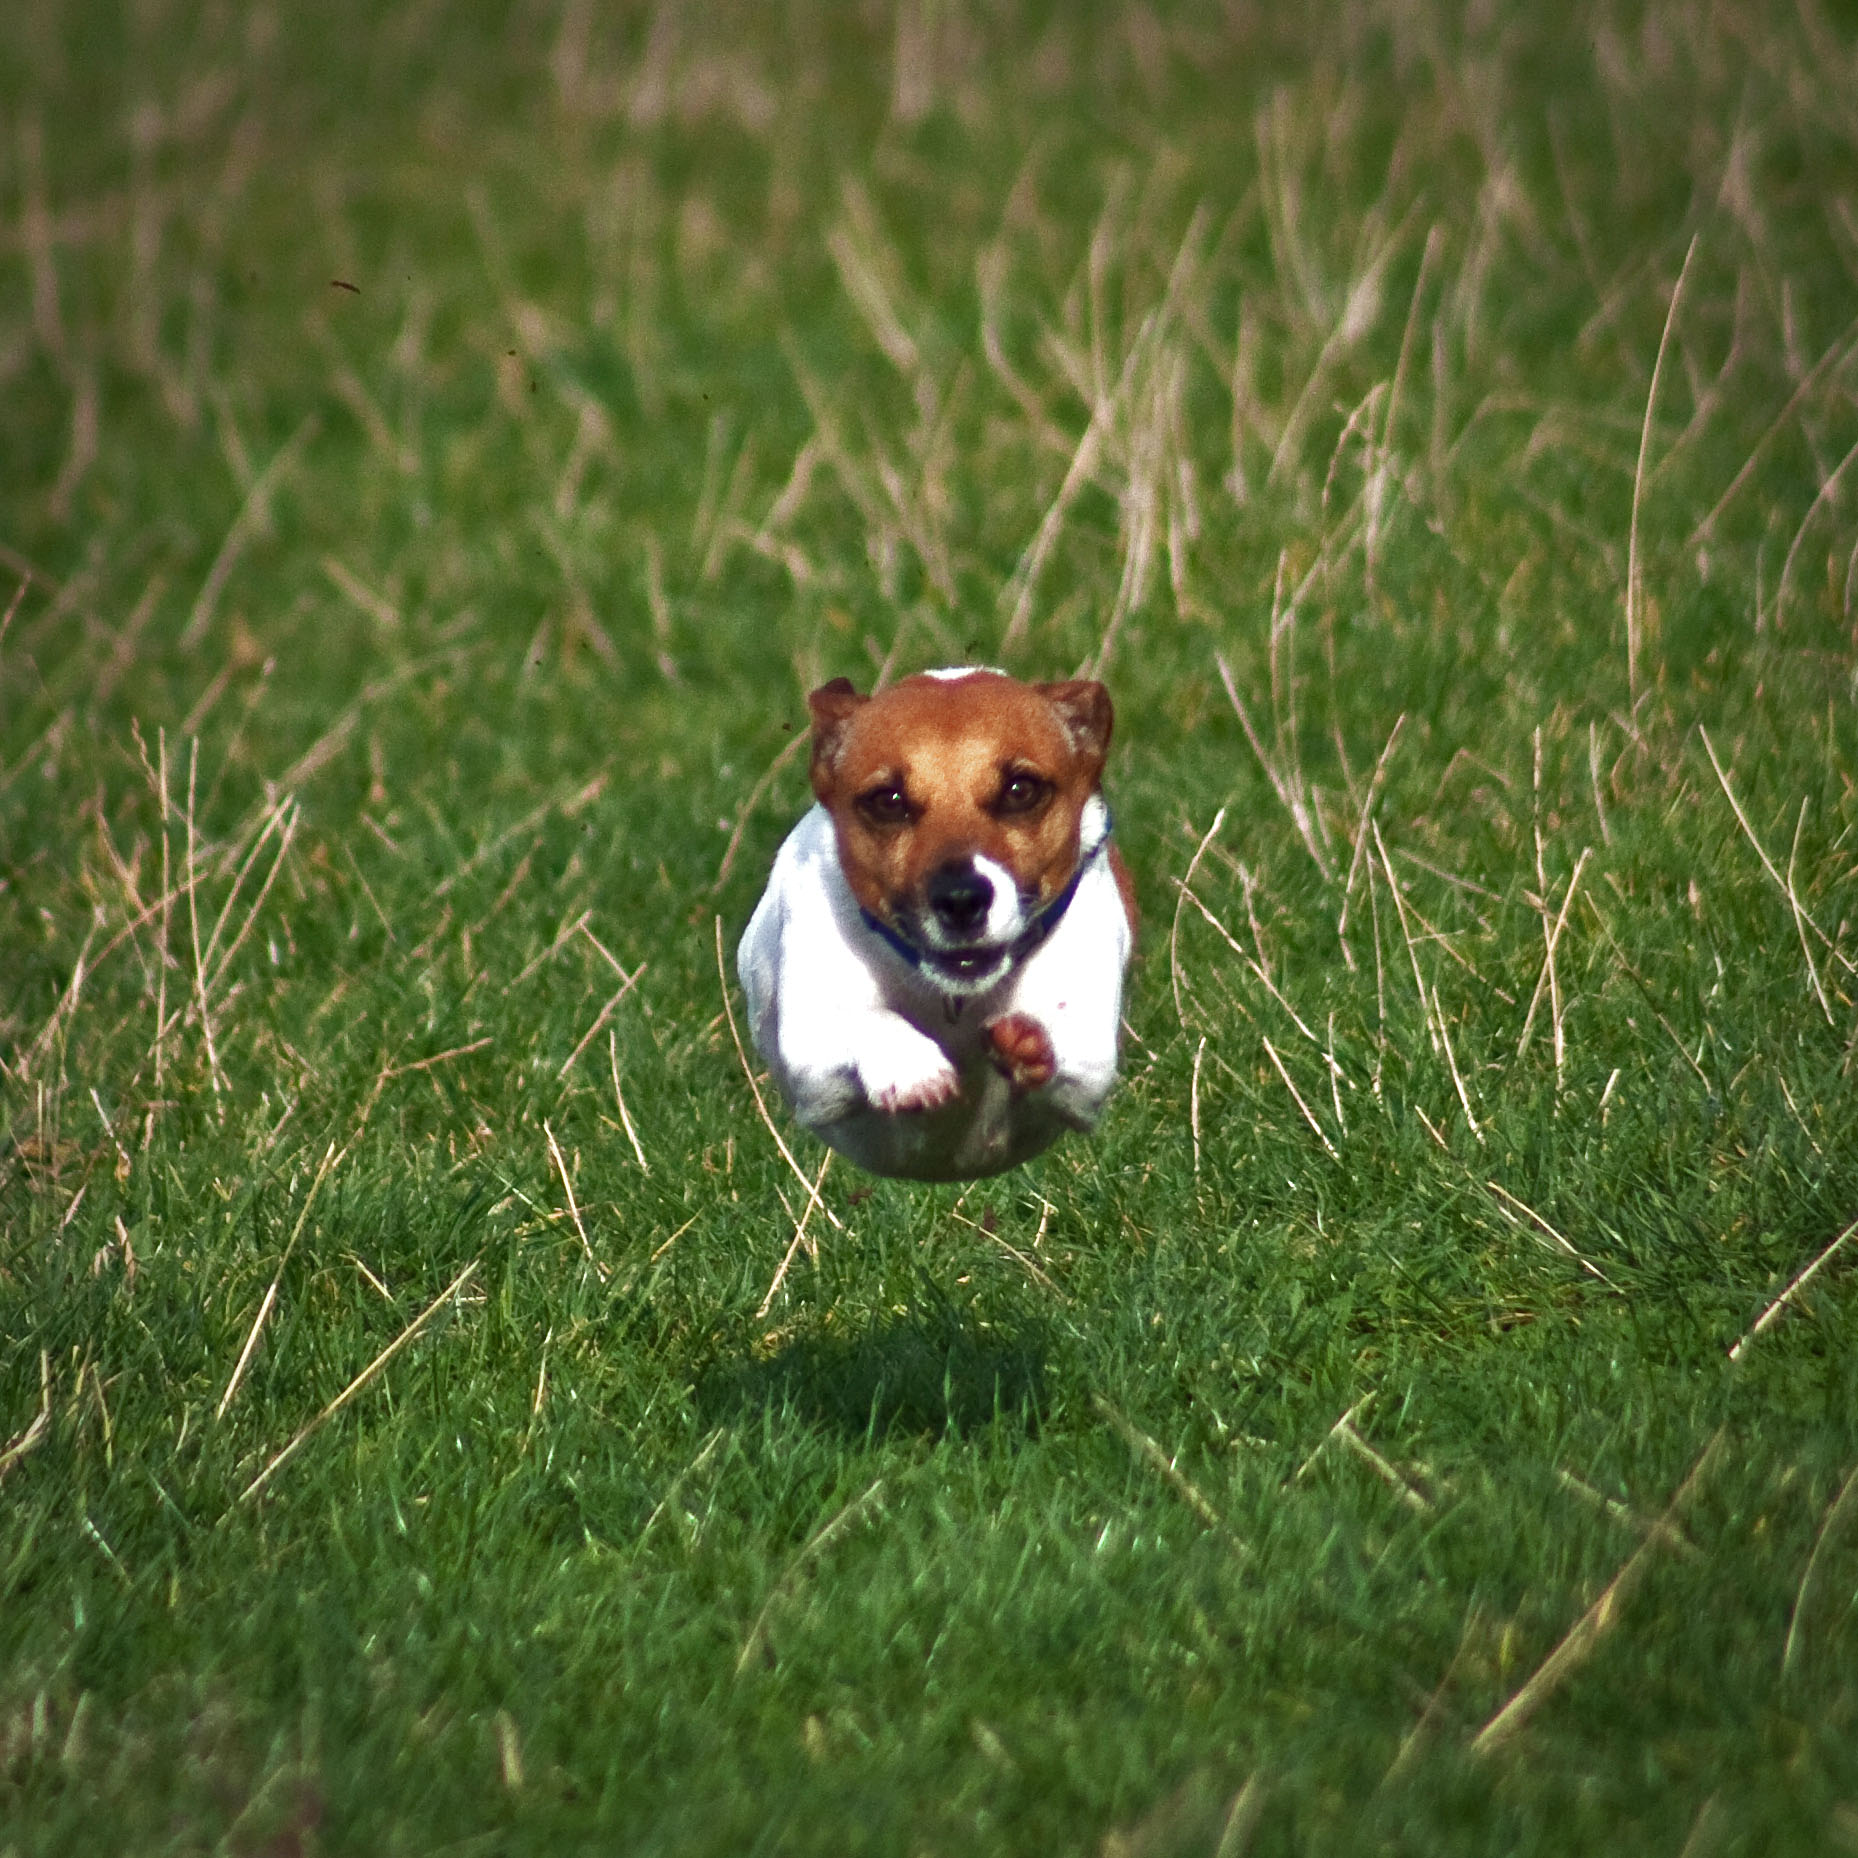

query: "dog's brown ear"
xmin=1037 ymin=679 xmax=1113 ymax=778
xmin=807 ymin=677 xmax=866 ymax=798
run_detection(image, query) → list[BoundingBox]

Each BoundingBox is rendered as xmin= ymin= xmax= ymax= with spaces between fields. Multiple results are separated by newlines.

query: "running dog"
xmin=737 ymin=667 xmax=1135 ymax=1180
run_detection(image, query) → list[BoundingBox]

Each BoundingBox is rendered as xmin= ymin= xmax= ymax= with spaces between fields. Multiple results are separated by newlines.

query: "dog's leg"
xmin=855 ymin=1014 xmax=961 ymax=1113
xmin=773 ymin=994 xmax=959 ymax=1125
xmin=742 ymin=812 xmax=960 ymax=1123
xmin=994 ymin=859 xmax=1131 ymax=1127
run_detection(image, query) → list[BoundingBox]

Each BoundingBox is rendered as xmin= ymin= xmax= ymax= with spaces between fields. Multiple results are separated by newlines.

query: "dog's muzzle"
xmin=858 ymin=810 xmax=1112 ymax=992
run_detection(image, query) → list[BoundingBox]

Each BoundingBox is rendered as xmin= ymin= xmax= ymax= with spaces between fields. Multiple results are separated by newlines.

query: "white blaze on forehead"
xmin=920 ymin=664 xmax=1009 ymax=681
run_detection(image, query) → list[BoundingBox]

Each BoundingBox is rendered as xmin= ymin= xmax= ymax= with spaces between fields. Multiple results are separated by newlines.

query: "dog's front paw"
xmin=870 ymin=1068 xmax=961 ymax=1114
xmin=987 ymin=1012 xmax=1056 ymax=1093
xmin=859 ymin=1022 xmax=961 ymax=1115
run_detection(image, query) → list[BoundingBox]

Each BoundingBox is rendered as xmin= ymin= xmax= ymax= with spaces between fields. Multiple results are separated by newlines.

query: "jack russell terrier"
xmin=737 ymin=667 xmax=1135 ymax=1180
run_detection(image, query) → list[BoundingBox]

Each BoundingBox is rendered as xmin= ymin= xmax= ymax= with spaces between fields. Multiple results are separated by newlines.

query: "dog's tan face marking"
xmin=807 ymin=672 xmax=1112 ymax=941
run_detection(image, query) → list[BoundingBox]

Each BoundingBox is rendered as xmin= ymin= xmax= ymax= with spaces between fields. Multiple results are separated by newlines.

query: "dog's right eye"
xmin=856 ymin=784 xmax=914 ymax=826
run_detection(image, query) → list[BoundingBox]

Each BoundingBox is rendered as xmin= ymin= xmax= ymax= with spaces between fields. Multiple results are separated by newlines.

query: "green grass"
xmin=5 ymin=2 xmax=1858 ymax=1851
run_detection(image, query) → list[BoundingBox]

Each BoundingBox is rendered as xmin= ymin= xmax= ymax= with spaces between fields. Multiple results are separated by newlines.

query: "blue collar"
xmin=858 ymin=809 xmax=1111 ymax=981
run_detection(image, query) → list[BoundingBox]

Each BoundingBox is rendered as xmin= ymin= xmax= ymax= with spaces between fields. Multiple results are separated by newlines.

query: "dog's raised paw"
xmin=987 ymin=1012 xmax=1056 ymax=1092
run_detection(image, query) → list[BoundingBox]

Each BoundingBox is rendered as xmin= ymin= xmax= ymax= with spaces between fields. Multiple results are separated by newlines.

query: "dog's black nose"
xmin=926 ymin=861 xmax=993 ymax=937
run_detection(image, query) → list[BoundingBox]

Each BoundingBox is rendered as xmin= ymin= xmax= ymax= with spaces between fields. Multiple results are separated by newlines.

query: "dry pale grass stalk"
xmin=1299 ymin=1396 xmax=1430 ymax=1512
xmin=1433 ymin=1002 xmax=1483 ymax=1146
xmin=999 ymin=366 xmax=1116 ymax=650
xmin=1215 ymin=650 xmax=1335 ymax=883
xmin=1168 ymin=807 xmax=1228 ymax=1033
xmin=1775 ymin=434 xmax=1858 ymax=631
xmin=1334 ymin=1417 xmax=1432 ymax=1513
xmin=1587 ymin=721 xmax=1612 ymax=847
xmin=1190 ymin=1035 xmax=1206 ymax=1177
xmin=90 ymin=1088 xmax=131 ymax=1176
xmin=0 ymin=574 xmax=27 ymax=647
xmin=0 ymin=1352 xmax=52 ymax=1483
xmin=1675 ymin=1796 xmax=1728 ymax=1858
xmin=1774 ymin=1070 xmax=1826 ymax=1161
xmin=735 ymin=1477 xmax=888 ymax=1677
xmin=1727 ymin=1215 xmax=1858 ymax=1363
xmin=1625 ymin=235 xmax=1697 ymax=706
xmin=1472 ymin=1430 xmax=1725 ymax=1755
xmin=1380 ymin=851 xmax=1508 ymax=997
xmin=216 ymin=1138 xmax=347 ymax=1421
xmin=321 ymin=554 xmax=401 ymax=629
xmin=381 ymin=1037 xmax=493 ymax=1081
xmin=218 ymin=810 xmax=298 ymax=969
xmin=1483 ymin=1181 xmax=1620 ymax=1292
xmin=646 ymin=1215 xmax=698 ymax=1268
xmin=712 ymin=732 xmax=807 ymax=893
xmin=1265 ymin=192 xmax=1409 ymax=483
xmin=1324 ymin=1015 xmax=1349 ymax=1133
xmin=1368 ymin=825 xmax=1485 ymax=1139
xmin=754 ymin=1149 xmax=832 ymax=1320
xmin=1382 ymin=1604 xmax=1486 ymax=1787
xmin=1296 ymin=1395 xmax=1374 ymax=1482
xmin=544 ymin=1119 xmax=604 ymax=1276
xmin=180 ymin=413 xmax=320 ymax=649
xmin=1174 ymin=880 xmax=1313 ymax=1041
xmin=493 ymin=1709 xmax=524 ymax=1792
xmin=239 ymin=1260 xmax=480 ymax=1503
xmin=16 ymin=919 xmax=97 ymax=1081
xmin=85 ymin=1361 xmax=115 ymax=1469
xmin=1689 ymin=312 xmax=1858 ymax=545
xmin=556 ymin=959 xmax=646 ymax=1079
xmin=949 ymin=1207 xmax=1068 ymax=1301
xmin=606 ymin=1028 xmax=649 ymax=1171
xmin=1517 ymin=846 xmax=1593 ymax=1065
xmin=1371 ymin=823 xmax=1439 ymax=1053
xmin=433 ymin=774 xmax=608 ymax=900
xmin=1701 ymin=728 xmax=1853 ymax=979
xmin=1781 ymin=1460 xmax=1858 ymax=1677
xmin=1261 ymin=1036 xmax=1339 ymax=1161
xmin=1786 ymin=799 xmax=1836 ymax=1026
xmin=1335 ymin=714 xmax=1406 ymax=962
xmin=153 ymin=725 xmax=173 ymax=1059
xmin=1555 ymin=1468 xmax=1701 ymax=1560
xmin=1093 ymin=1394 xmax=1242 ymax=1546
xmin=503 ymin=907 xmax=593 ymax=993
xmin=181 ymin=742 xmax=227 ymax=1101
xmin=977 ymin=240 xmax=1070 ymax=458
xmin=1212 ymin=1772 xmax=1268 ymax=1858
xmin=640 ymin=1424 xmax=729 ymax=1544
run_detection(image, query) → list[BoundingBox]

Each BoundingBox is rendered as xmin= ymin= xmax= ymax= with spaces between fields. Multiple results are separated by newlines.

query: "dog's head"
xmin=807 ymin=667 xmax=1113 ymax=994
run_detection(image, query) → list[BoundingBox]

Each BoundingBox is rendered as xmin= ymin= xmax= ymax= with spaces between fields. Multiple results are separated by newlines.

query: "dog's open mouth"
xmin=924 ymin=944 xmax=1008 ymax=983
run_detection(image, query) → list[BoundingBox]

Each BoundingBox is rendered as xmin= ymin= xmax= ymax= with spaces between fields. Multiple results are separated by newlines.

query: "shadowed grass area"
xmin=4 ymin=2 xmax=1858 ymax=1852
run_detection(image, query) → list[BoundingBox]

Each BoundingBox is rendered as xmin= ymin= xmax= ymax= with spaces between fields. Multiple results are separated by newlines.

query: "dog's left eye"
xmin=994 ymin=771 xmax=1052 ymax=816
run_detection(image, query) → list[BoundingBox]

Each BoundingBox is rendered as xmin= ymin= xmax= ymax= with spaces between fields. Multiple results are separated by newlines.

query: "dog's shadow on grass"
xmin=696 ymin=1305 xmax=1047 ymax=1441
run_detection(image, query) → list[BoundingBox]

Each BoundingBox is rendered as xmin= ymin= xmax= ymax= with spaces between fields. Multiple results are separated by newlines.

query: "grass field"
xmin=5 ymin=2 xmax=1858 ymax=1851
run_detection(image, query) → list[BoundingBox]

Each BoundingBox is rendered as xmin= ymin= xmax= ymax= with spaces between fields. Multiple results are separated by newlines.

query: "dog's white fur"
xmin=739 ymin=791 xmax=1132 ymax=1181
